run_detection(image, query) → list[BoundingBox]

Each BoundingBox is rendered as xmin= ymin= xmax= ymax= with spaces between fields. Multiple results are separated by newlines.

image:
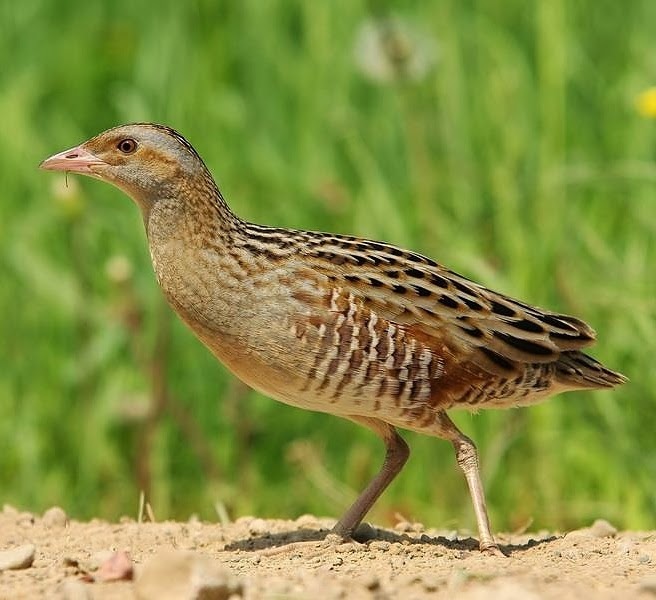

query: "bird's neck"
xmin=144 ymin=177 xmax=243 ymax=249
xmin=144 ymin=183 xmax=254 ymax=340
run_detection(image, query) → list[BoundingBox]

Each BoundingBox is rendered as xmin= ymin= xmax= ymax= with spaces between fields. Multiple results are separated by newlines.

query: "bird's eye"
xmin=117 ymin=138 xmax=137 ymax=154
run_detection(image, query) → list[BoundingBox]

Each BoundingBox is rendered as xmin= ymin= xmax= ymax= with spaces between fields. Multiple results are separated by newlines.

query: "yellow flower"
xmin=636 ymin=87 xmax=656 ymax=118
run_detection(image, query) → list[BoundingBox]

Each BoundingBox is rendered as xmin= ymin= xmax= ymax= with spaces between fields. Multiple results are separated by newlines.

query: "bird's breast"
xmin=146 ymin=236 xmax=316 ymax=398
xmin=149 ymin=238 xmax=258 ymax=334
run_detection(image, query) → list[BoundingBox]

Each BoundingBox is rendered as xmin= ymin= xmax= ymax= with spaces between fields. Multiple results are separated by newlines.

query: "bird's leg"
xmin=434 ymin=412 xmax=504 ymax=556
xmin=332 ymin=417 xmax=409 ymax=539
xmin=255 ymin=417 xmax=407 ymax=559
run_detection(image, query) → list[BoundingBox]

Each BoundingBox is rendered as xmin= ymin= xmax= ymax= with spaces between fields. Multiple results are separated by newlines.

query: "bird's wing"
xmin=296 ymin=234 xmax=595 ymax=377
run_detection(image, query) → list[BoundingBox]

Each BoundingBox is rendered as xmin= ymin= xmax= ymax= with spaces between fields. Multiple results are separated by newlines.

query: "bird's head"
xmin=40 ymin=123 xmax=216 ymax=212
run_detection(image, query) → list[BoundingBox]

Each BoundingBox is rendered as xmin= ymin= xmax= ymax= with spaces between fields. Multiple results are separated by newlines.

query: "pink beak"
xmin=40 ymin=145 xmax=106 ymax=174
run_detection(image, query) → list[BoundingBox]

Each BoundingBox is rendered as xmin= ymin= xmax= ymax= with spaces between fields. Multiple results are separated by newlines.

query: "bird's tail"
xmin=555 ymin=351 xmax=627 ymax=390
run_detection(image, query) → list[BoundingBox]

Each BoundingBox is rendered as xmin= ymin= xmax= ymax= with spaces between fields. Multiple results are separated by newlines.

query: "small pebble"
xmin=618 ymin=541 xmax=635 ymax=555
xmin=639 ymin=575 xmax=656 ymax=596
xmin=590 ymin=519 xmax=617 ymax=538
xmin=43 ymin=506 xmax=68 ymax=528
xmin=58 ymin=580 xmax=92 ymax=600
xmin=0 ymin=543 xmax=36 ymax=571
xmin=84 ymin=550 xmax=116 ymax=572
xmin=16 ymin=512 xmax=35 ymax=527
xmin=295 ymin=514 xmax=319 ymax=528
xmin=368 ymin=540 xmax=390 ymax=552
xmin=135 ymin=549 xmax=241 ymax=600
xmin=568 ymin=519 xmax=617 ymax=541
xmin=95 ymin=550 xmax=133 ymax=582
xmin=248 ymin=518 xmax=269 ymax=535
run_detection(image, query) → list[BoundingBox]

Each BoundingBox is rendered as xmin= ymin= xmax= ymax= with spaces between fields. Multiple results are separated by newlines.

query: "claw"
xmin=480 ymin=542 xmax=507 ymax=557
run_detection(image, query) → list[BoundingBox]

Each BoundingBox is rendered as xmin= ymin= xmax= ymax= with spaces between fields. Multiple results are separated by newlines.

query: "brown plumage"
xmin=40 ymin=123 xmax=626 ymax=554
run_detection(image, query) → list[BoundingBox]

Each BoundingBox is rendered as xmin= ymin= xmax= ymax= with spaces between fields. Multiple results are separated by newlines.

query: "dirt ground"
xmin=0 ymin=505 xmax=655 ymax=599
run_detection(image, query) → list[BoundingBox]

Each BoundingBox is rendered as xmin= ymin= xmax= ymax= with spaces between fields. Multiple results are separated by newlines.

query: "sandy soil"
xmin=0 ymin=505 xmax=654 ymax=599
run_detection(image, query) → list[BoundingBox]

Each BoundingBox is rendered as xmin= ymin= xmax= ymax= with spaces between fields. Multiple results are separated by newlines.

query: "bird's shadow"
xmin=223 ymin=525 xmax=557 ymax=556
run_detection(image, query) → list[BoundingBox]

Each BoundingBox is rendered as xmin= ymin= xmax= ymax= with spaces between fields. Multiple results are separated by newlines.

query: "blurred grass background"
xmin=1 ymin=0 xmax=654 ymax=532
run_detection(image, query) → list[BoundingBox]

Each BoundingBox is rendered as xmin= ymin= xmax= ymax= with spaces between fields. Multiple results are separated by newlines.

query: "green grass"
xmin=1 ymin=0 xmax=654 ymax=532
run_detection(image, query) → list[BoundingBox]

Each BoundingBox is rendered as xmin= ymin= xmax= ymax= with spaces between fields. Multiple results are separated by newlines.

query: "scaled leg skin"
xmin=332 ymin=416 xmax=410 ymax=539
xmin=434 ymin=412 xmax=505 ymax=556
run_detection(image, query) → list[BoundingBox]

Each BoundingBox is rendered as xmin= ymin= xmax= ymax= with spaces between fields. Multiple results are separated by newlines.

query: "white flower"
xmin=354 ymin=17 xmax=438 ymax=84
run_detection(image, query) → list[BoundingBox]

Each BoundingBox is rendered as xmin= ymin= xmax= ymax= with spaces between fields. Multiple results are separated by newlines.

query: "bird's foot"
xmin=480 ymin=541 xmax=507 ymax=557
xmin=254 ymin=539 xmax=323 ymax=558
xmin=325 ymin=531 xmax=365 ymax=548
xmin=331 ymin=520 xmax=380 ymax=543
xmin=254 ymin=531 xmax=362 ymax=559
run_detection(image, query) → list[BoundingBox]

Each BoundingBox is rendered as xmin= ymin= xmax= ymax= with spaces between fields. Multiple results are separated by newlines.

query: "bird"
xmin=40 ymin=123 xmax=626 ymax=555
